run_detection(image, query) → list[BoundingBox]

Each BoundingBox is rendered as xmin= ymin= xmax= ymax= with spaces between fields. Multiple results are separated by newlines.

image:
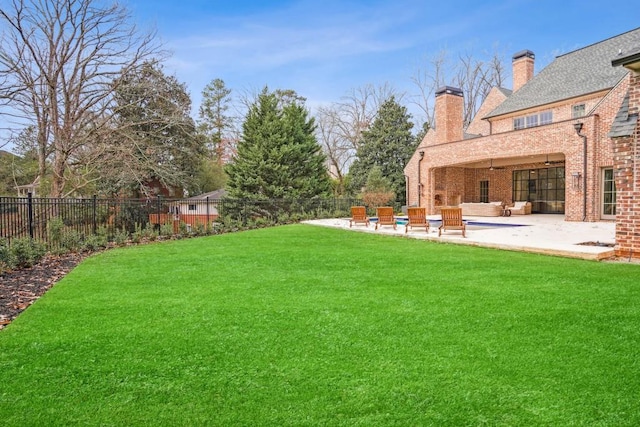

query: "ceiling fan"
xmin=488 ymin=159 xmax=505 ymax=170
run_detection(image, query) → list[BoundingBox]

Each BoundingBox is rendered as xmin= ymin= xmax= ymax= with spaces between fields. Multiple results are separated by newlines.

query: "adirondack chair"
xmin=349 ymin=206 xmax=370 ymax=227
xmin=438 ymin=207 xmax=466 ymax=237
xmin=405 ymin=207 xmax=429 ymax=233
xmin=375 ymin=206 xmax=396 ymax=230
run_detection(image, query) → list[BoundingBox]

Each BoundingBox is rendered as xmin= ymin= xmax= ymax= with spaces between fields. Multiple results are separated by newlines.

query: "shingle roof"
xmin=611 ymin=45 xmax=640 ymax=67
xmin=608 ymin=93 xmax=639 ymax=138
xmin=186 ymin=189 xmax=227 ymax=200
xmin=496 ymin=87 xmax=512 ymax=97
xmin=485 ymin=27 xmax=640 ymax=119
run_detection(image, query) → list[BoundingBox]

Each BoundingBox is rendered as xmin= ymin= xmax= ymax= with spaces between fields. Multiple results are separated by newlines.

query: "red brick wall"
xmin=614 ymin=72 xmax=640 ymax=258
xmin=410 ymin=121 xmax=585 ymax=219
xmin=404 ymin=76 xmax=628 ymax=221
xmin=434 ymin=91 xmax=463 ymax=144
xmin=489 ymin=92 xmax=606 ymax=134
xmin=467 ymin=87 xmax=508 ymax=137
xmin=513 ymin=55 xmax=534 ymax=92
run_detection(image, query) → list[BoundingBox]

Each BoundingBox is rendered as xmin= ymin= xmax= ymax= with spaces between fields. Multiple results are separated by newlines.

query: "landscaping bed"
xmin=0 ymin=253 xmax=85 ymax=328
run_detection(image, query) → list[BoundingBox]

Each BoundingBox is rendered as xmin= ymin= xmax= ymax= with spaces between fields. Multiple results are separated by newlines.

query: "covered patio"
xmin=306 ymin=214 xmax=618 ymax=261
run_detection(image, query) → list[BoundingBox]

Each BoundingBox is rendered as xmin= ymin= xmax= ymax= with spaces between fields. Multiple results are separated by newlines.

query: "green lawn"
xmin=1 ymin=224 xmax=639 ymax=426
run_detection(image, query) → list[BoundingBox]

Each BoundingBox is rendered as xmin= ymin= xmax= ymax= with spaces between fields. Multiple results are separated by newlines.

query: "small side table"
xmin=501 ymin=207 xmax=512 ymax=217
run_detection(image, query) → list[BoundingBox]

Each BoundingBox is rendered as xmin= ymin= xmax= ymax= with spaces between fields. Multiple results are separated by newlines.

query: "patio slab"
xmin=304 ymin=214 xmax=617 ymax=261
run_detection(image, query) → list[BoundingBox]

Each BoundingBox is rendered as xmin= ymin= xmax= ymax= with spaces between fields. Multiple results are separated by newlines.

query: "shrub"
xmin=177 ymin=221 xmax=190 ymax=237
xmin=47 ymin=217 xmax=65 ymax=248
xmin=215 ymin=215 xmax=243 ymax=233
xmin=47 ymin=217 xmax=85 ymax=254
xmin=131 ymin=223 xmax=144 ymax=243
xmin=362 ymin=166 xmax=396 ymax=208
xmin=83 ymin=228 xmax=108 ymax=252
xmin=0 ymin=238 xmax=16 ymax=272
xmin=114 ymin=203 xmax=148 ymax=233
xmin=60 ymin=229 xmax=83 ymax=253
xmin=160 ymin=222 xmax=174 ymax=237
xmin=113 ymin=228 xmax=130 ymax=246
xmin=140 ymin=223 xmax=158 ymax=241
xmin=10 ymin=237 xmax=46 ymax=269
xmin=362 ymin=191 xmax=395 ymax=208
xmin=192 ymin=221 xmax=206 ymax=236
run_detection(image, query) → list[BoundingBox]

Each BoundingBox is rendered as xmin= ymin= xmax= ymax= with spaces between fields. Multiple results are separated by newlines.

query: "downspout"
xmin=404 ymin=175 xmax=409 ymax=208
xmin=573 ymin=122 xmax=587 ymax=221
xmin=418 ymin=151 xmax=425 ymax=207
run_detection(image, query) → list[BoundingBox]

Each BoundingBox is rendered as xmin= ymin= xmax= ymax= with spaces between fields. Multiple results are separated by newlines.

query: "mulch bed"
xmin=0 ymin=253 xmax=87 ymax=329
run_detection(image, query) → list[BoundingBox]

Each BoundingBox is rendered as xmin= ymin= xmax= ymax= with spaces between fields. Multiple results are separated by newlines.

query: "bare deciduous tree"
xmin=315 ymin=105 xmax=350 ymax=195
xmin=411 ymin=49 xmax=507 ymax=130
xmin=410 ymin=51 xmax=449 ymax=129
xmin=314 ymin=83 xmax=401 ymax=194
xmin=0 ymin=0 xmax=161 ymax=196
xmin=335 ymin=83 xmax=401 ymax=153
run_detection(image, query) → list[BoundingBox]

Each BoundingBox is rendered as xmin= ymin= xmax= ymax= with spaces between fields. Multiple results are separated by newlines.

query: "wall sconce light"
xmin=572 ymin=172 xmax=582 ymax=190
xmin=544 ymin=154 xmax=550 ymax=166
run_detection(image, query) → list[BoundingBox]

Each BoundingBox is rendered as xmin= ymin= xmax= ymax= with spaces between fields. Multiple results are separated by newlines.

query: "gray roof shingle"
xmin=608 ymin=93 xmax=638 ymax=138
xmin=485 ymin=27 xmax=640 ymax=119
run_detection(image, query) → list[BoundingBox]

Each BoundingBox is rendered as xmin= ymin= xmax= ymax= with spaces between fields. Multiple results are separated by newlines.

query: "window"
xmin=479 ymin=180 xmax=489 ymax=203
xmin=572 ymin=103 xmax=585 ymax=118
xmin=539 ymin=111 xmax=553 ymax=125
xmin=601 ymin=168 xmax=616 ymax=219
xmin=513 ymin=111 xmax=552 ymax=130
xmin=513 ymin=117 xmax=525 ymax=130
xmin=512 ymin=167 xmax=565 ymax=214
xmin=188 ymin=204 xmax=197 ymax=211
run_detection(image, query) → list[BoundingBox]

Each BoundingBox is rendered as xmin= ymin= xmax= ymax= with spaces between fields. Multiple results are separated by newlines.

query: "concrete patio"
xmin=305 ymin=214 xmax=620 ymax=261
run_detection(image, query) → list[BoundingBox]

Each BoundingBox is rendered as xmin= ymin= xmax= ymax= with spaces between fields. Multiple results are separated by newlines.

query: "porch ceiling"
xmin=447 ymin=153 xmax=566 ymax=169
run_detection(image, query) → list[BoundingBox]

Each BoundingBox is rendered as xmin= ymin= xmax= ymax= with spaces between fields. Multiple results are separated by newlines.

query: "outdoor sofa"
xmin=509 ymin=201 xmax=532 ymax=215
xmin=459 ymin=202 xmax=503 ymax=217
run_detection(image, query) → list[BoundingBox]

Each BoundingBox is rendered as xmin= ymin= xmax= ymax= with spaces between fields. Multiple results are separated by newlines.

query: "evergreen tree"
xmin=226 ymin=88 xmax=330 ymax=199
xmin=99 ymin=62 xmax=203 ymax=196
xmin=0 ymin=149 xmax=39 ymax=196
xmin=348 ymin=96 xmax=417 ymax=205
xmin=197 ymin=78 xmax=234 ymax=163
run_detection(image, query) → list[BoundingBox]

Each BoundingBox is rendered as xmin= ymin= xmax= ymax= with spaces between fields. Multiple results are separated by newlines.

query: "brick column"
xmin=614 ymin=72 xmax=640 ymax=258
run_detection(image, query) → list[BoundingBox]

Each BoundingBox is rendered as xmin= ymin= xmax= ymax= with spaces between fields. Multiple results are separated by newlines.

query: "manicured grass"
xmin=1 ymin=224 xmax=639 ymax=426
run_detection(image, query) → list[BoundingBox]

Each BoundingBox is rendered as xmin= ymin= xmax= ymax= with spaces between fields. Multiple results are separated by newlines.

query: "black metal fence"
xmin=0 ymin=194 xmax=372 ymax=248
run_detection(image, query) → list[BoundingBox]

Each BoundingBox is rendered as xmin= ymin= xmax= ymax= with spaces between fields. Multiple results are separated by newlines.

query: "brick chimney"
xmin=512 ymin=50 xmax=535 ymax=92
xmin=434 ymin=86 xmax=464 ymax=144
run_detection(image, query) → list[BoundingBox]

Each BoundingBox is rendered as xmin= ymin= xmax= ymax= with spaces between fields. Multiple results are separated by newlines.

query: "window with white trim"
xmin=513 ymin=117 xmax=525 ymax=130
xmin=572 ymin=103 xmax=585 ymax=118
xmin=512 ymin=110 xmax=553 ymax=130
xmin=540 ymin=111 xmax=553 ymax=125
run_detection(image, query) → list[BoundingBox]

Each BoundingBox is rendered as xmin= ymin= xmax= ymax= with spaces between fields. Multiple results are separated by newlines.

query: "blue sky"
xmin=128 ymin=0 xmax=639 ymax=122
xmin=1 ymin=0 xmax=638 ymax=153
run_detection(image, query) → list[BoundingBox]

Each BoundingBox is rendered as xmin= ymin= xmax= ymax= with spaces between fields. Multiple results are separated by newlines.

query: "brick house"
xmin=404 ymin=27 xmax=640 ymax=257
xmin=610 ymin=45 xmax=640 ymax=258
